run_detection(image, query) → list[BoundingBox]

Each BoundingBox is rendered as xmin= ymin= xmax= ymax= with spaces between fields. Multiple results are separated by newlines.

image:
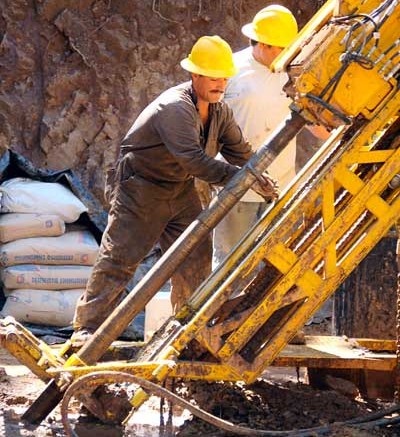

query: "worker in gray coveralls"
xmin=71 ymin=35 xmax=279 ymax=344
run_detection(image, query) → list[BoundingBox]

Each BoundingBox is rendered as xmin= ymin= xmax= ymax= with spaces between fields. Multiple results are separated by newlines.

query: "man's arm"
xmin=155 ymin=102 xmax=247 ymax=185
xmin=306 ymin=124 xmax=330 ymax=140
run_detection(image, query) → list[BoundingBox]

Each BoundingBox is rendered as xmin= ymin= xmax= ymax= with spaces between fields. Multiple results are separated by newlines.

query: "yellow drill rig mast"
xmin=0 ymin=0 xmax=399 ymax=433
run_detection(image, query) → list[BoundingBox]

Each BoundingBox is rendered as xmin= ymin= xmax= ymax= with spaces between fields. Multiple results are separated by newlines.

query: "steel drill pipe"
xmin=22 ymin=111 xmax=306 ymax=424
xmin=77 ymin=111 xmax=306 ymax=364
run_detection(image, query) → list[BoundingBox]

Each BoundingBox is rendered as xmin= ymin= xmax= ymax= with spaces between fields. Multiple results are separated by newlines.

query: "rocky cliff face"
xmin=0 ymin=0 xmax=323 ymax=203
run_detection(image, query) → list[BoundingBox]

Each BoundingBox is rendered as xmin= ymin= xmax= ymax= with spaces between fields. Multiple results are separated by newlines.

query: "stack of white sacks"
xmin=0 ymin=178 xmax=99 ymax=327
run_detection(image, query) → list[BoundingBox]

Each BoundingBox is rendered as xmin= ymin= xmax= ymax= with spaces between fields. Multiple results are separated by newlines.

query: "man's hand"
xmin=252 ymin=171 xmax=280 ymax=202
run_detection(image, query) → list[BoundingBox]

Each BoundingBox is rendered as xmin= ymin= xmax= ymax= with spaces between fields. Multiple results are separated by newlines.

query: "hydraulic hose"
xmin=61 ymin=371 xmax=400 ymax=437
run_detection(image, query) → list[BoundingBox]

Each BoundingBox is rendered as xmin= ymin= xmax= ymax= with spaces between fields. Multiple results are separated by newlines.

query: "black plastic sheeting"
xmin=0 ymin=150 xmax=107 ymax=309
xmin=0 ymin=150 xmax=146 ymax=340
xmin=0 ymin=150 xmax=108 ymax=242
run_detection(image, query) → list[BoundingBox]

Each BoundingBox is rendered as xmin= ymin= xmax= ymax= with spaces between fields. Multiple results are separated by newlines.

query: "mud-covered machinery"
xmin=1 ymin=0 xmax=400 ymax=434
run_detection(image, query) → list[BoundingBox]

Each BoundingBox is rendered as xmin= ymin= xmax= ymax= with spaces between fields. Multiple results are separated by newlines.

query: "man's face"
xmin=260 ymin=44 xmax=284 ymax=67
xmin=192 ymin=74 xmax=228 ymax=104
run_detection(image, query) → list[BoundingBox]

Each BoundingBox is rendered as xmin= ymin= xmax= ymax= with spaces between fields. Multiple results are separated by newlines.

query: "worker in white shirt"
xmin=214 ymin=5 xmax=328 ymax=267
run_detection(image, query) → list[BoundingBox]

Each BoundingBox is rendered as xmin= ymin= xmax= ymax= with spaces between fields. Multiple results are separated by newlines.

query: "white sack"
xmin=1 ymin=264 xmax=92 ymax=290
xmin=0 ymin=288 xmax=83 ymax=327
xmin=0 ymin=178 xmax=87 ymax=223
xmin=0 ymin=230 xmax=99 ymax=267
xmin=0 ymin=213 xmax=65 ymax=243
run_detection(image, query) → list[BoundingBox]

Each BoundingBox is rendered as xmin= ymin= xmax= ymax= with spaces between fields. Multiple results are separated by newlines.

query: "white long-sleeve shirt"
xmin=224 ymin=47 xmax=296 ymax=201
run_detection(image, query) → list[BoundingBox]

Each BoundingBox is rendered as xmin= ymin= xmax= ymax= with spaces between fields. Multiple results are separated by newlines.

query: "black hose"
xmin=60 ymin=371 xmax=400 ymax=437
xmin=305 ymin=93 xmax=352 ymax=124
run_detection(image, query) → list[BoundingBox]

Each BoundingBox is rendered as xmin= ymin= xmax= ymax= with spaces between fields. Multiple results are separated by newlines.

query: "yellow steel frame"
xmin=0 ymin=316 xmax=67 ymax=380
xmin=43 ymin=89 xmax=399 ymax=406
xmin=273 ymin=0 xmax=400 ymax=127
xmin=44 ymin=336 xmax=397 ymax=381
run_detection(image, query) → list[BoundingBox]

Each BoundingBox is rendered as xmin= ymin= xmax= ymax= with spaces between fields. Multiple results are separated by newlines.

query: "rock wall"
xmin=0 ymin=0 xmax=323 ymax=203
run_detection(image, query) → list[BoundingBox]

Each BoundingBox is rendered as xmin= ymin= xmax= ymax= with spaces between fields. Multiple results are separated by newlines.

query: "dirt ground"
xmin=1 ymin=319 xmax=400 ymax=437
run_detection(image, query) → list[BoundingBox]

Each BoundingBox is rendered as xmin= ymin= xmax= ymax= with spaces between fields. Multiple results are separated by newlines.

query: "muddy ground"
xmin=1 ymin=321 xmax=399 ymax=437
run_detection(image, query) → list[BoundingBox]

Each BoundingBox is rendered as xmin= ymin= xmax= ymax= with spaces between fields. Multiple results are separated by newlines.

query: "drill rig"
xmin=1 ymin=0 xmax=399 ymax=434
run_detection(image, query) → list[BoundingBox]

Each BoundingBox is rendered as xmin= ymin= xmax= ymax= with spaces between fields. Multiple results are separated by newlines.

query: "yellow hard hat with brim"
xmin=241 ymin=5 xmax=298 ymax=48
xmin=181 ymin=35 xmax=238 ymax=78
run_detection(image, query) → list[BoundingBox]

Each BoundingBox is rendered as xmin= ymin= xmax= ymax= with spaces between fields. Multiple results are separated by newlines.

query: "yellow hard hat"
xmin=180 ymin=35 xmax=238 ymax=78
xmin=241 ymin=5 xmax=298 ymax=48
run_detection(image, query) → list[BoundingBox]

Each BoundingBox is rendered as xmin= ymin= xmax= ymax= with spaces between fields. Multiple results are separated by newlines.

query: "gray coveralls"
xmin=74 ymin=81 xmax=253 ymax=331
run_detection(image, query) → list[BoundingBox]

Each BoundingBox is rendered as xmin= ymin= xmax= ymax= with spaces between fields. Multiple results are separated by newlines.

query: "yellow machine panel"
xmin=276 ymin=0 xmax=400 ymax=127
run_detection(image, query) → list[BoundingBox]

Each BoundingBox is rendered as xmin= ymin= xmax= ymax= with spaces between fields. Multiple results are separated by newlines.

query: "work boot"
xmin=70 ymin=328 xmax=94 ymax=346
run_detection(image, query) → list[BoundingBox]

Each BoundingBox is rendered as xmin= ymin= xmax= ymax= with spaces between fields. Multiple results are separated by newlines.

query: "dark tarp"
xmin=0 ymin=150 xmax=146 ymax=340
xmin=0 ymin=149 xmax=107 ymax=315
xmin=0 ymin=149 xmax=108 ymax=242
